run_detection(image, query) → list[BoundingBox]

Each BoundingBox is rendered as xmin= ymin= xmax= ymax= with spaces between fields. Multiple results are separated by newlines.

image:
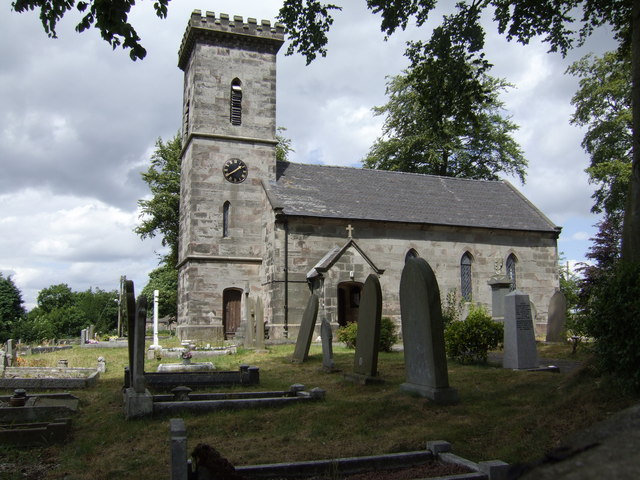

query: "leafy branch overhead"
xmin=11 ymin=0 xmax=172 ymax=60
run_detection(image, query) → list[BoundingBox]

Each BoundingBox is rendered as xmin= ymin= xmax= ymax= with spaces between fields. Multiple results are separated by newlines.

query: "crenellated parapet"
xmin=178 ymin=10 xmax=285 ymax=70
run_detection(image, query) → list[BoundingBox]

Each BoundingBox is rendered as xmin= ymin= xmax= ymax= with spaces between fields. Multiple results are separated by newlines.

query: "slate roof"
xmin=266 ymin=161 xmax=560 ymax=234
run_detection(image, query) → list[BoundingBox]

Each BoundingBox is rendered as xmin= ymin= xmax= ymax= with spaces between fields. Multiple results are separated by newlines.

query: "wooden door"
xmin=223 ymin=289 xmax=242 ymax=339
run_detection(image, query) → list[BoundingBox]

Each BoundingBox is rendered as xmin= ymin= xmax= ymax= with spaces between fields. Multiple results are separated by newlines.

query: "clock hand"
xmin=225 ymin=166 xmax=242 ymax=176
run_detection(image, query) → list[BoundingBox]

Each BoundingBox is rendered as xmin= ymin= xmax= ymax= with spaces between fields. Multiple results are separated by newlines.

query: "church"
xmin=175 ymin=11 xmax=561 ymax=343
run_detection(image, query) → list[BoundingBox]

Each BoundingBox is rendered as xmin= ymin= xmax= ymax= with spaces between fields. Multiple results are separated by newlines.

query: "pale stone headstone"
xmin=347 ymin=274 xmax=382 ymax=383
xmin=255 ymin=297 xmax=265 ymax=351
xmin=88 ymin=324 xmax=95 ymax=340
xmin=6 ymin=339 xmax=15 ymax=367
xmin=244 ymin=296 xmax=255 ymax=349
xmin=152 ymin=289 xmax=160 ymax=348
xmin=503 ymin=290 xmax=538 ymax=369
xmin=291 ymin=294 xmax=319 ymax=363
xmin=321 ymin=314 xmax=336 ymax=372
xmin=399 ymin=258 xmax=458 ymax=404
xmin=546 ymin=290 xmax=567 ymax=343
xmin=80 ymin=329 xmax=87 ymax=345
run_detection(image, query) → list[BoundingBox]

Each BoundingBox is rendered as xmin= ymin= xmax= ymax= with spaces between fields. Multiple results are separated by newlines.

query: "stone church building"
xmin=175 ymin=11 xmax=561 ymax=343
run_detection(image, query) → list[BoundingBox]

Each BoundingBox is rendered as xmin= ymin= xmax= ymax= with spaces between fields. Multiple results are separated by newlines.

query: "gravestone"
xmin=320 ymin=314 xmax=336 ymax=372
xmin=545 ymin=290 xmax=567 ymax=343
xmin=123 ymin=281 xmax=153 ymax=419
xmin=255 ymin=297 xmax=266 ymax=351
xmin=488 ymin=276 xmax=512 ymax=320
xmin=244 ymin=296 xmax=255 ymax=349
xmin=345 ymin=274 xmax=382 ymax=384
xmin=399 ymin=258 xmax=458 ymax=404
xmin=291 ymin=294 xmax=319 ymax=363
xmin=503 ymin=290 xmax=539 ymax=369
xmin=6 ymin=339 xmax=15 ymax=367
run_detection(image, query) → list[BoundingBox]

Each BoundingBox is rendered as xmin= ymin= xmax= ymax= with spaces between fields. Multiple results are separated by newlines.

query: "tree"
xmin=11 ymin=0 xmax=171 ymax=60
xmin=277 ymin=0 xmax=639 ymax=263
xmin=276 ymin=127 xmax=295 ymax=163
xmin=568 ymin=51 xmax=632 ymax=218
xmin=0 ymin=274 xmax=26 ymax=342
xmin=363 ymin=66 xmax=527 ymax=181
xmin=141 ymin=264 xmax=178 ymax=321
xmin=74 ymin=287 xmax=119 ymax=334
xmin=135 ymin=133 xmax=182 ymax=269
xmin=37 ymin=283 xmax=75 ymax=314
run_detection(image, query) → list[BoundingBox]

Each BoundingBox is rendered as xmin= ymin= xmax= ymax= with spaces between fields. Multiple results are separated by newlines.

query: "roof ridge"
xmin=277 ymin=160 xmax=507 ymax=184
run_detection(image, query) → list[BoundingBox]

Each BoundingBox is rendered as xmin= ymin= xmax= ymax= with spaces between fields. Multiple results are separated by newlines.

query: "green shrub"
xmin=441 ymin=289 xmax=462 ymax=328
xmin=444 ymin=304 xmax=503 ymax=364
xmin=583 ymin=261 xmax=640 ymax=391
xmin=336 ymin=317 xmax=399 ymax=352
xmin=379 ymin=317 xmax=400 ymax=352
xmin=336 ymin=322 xmax=358 ymax=349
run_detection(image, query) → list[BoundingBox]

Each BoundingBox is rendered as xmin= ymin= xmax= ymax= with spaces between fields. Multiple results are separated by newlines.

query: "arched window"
xmin=460 ymin=252 xmax=473 ymax=301
xmin=506 ymin=254 xmax=517 ymax=290
xmin=230 ymin=79 xmax=242 ymax=125
xmin=405 ymin=249 xmax=419 ymax=263
xmin=223 ymin=201 xmax=231 ymax=238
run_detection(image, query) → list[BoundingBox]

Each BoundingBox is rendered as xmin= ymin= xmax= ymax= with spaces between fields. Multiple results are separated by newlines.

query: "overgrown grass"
xmin=0 ymin=341 xmax=636 ymax=479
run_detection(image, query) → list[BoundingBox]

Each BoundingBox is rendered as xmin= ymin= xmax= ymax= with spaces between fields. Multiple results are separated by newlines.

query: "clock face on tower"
xmin=222 ymin=158 xmax=248 ymax=184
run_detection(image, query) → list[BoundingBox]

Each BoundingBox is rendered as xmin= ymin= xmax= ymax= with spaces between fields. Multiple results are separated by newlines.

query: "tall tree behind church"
xmin=362 ymin=9 xmax=526 ymax=182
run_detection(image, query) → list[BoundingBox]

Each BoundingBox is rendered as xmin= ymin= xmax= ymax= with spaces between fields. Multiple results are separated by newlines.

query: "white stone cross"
xmin=346 ymin=224 xmax=354 ymax=238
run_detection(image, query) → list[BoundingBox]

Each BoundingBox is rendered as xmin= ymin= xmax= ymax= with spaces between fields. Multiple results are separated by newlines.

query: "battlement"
xmin=178 ymin=10 xmax=285 ymax=70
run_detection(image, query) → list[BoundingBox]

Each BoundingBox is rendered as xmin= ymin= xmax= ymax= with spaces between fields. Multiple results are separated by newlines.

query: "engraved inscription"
xmin=515 ymin=302 xmax=532 ymax=330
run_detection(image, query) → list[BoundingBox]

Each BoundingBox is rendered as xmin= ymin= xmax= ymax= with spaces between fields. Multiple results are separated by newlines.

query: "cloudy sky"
xmin=1 ymin=1 xmax=615 ymax=309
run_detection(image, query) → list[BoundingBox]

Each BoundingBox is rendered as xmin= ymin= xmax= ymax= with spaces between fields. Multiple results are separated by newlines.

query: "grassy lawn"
xmin=0 ymin=340 xmax=635 ymax=480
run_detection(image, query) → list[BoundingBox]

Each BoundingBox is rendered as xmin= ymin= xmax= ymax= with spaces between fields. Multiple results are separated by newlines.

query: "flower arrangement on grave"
xmin=181 ymin=350 xmax=193 ymax=360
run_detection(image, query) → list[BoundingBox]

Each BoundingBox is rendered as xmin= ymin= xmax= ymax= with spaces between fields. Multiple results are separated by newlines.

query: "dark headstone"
xmin=503 ymin=290 xmax=538 ymax=369
xmin=321 ymin=314 xmax=336 ymax=372
xmin=291 ymin=294 xmax=319 ymax=363
xmin=399 ymin=258 xmax=458 ymax=404
xmin=546 ymin=290 xmax=567 ymax=343
xmin=346 ymin=274 xmax=382 ymax=384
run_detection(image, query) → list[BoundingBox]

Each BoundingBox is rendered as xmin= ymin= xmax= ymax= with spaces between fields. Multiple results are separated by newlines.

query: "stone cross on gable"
xmin=346 ymin=224 xmax=354 ymax=238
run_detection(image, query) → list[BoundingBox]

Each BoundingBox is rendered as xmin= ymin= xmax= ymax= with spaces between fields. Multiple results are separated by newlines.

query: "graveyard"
xmin=0 ymin=335 xmax=635 ymax=479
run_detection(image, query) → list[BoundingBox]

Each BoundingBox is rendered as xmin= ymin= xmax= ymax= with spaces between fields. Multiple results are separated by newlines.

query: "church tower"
xmin=176 ymin=11 xmax=284 ymax=342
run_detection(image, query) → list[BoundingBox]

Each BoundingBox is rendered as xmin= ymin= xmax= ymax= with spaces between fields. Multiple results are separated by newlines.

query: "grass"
xmin=0 ymin=339 xmax=636 ymax=480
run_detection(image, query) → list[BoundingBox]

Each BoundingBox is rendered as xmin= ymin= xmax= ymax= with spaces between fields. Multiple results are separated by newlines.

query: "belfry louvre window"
xmin=460 ymin=252 xmax=473 ymax=301
xmin=230 ymin=79 xmax=242 ymax=125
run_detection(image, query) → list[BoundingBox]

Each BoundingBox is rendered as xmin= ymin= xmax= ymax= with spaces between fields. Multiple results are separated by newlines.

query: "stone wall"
xmin=264 ymin=217 xmax=559 ymax=339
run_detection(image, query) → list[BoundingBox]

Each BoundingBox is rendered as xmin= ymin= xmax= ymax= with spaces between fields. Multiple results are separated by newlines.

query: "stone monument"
xmin=399 ymin=258 xmax=458 ymax=404
xmin=503 ymin=290 xmax=538 ymax=369
xmin=123 ymin=281 xmax=154 ymax=419
xmin=345 ymin=274 xmax=383 ymax=384
xmin=545 ymin=290 xmax=567 ymax=343
xmin=291 ymin=294 xmax=319 ymax=363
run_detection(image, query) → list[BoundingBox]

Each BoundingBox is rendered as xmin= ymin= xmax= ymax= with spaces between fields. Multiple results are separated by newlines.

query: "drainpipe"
xmin=284 ymin=219 xmax=289 ymax=338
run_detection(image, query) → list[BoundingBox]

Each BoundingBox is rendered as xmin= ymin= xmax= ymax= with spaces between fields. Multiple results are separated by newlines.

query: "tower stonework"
xmin=176 ymin=11 xmax=284 ymax=342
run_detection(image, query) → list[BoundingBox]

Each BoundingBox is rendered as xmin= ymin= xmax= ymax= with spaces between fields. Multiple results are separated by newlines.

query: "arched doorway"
xmin=337 ymin=281 xmax=363 ymax=327
xmin=223 ymin=288 xmax=242 ymax=339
